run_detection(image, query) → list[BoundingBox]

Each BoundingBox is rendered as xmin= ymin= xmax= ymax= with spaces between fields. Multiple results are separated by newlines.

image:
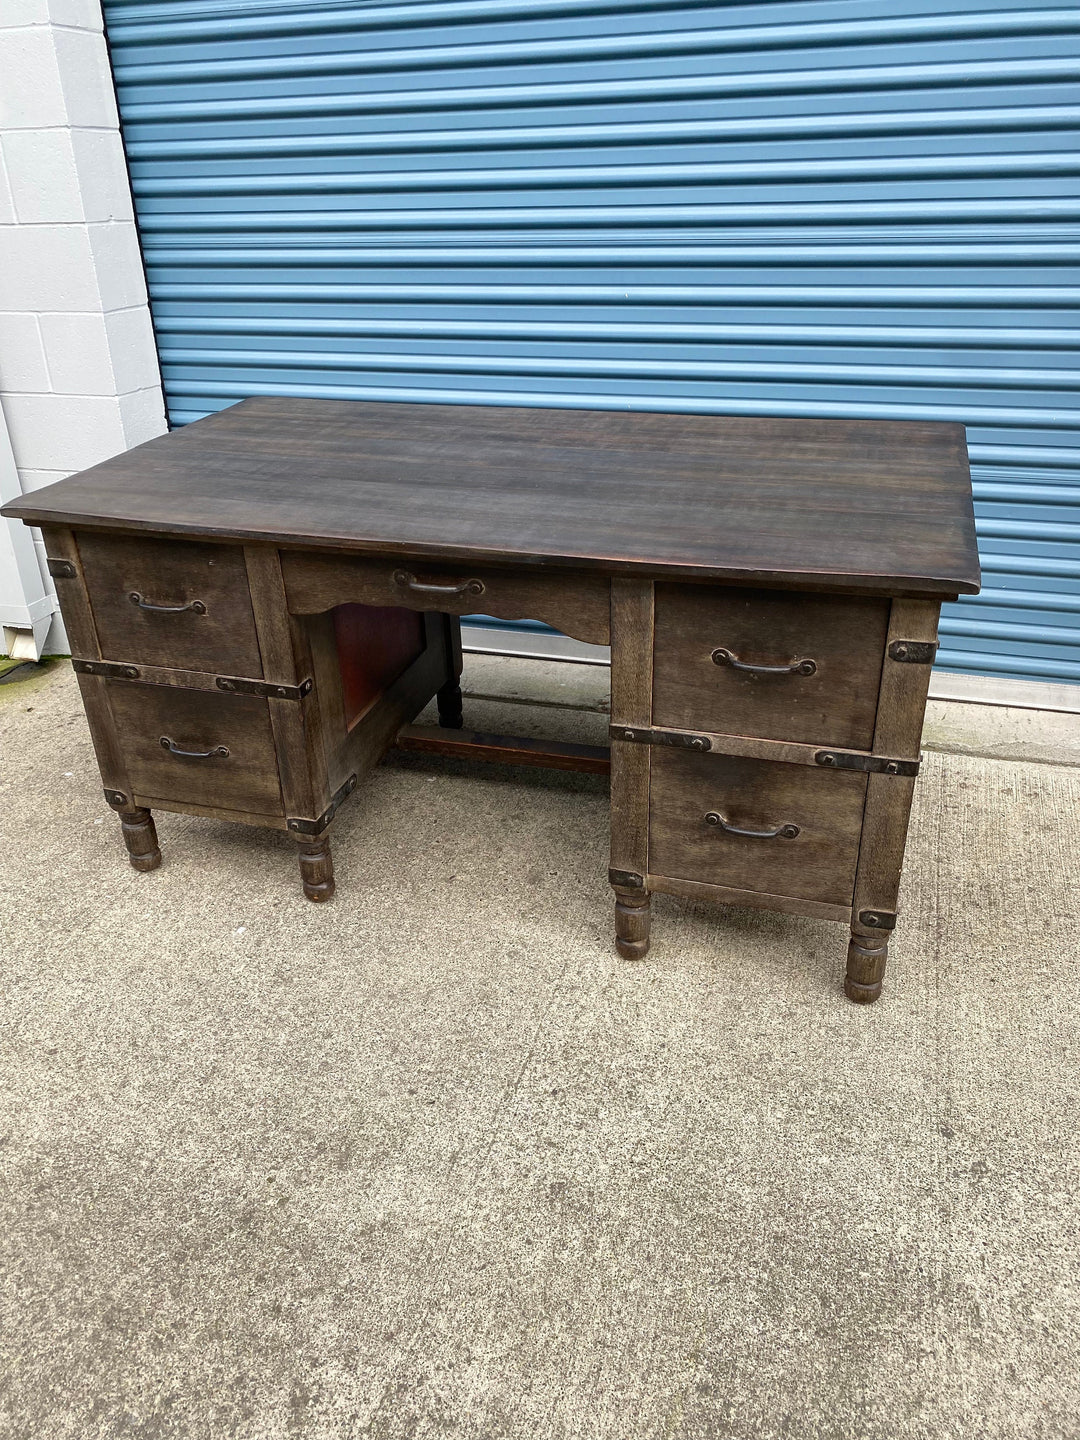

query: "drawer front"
xmin=77 ymin=534 xmax=263 ymax=676
xmin=107 ymin=683 xmax=283 ymax=816
xmin=652 ymin=585 xmax=889 ymax=749
xmin=649 ymin=748 xmax=867 ymax=906
xmin=280 ymin=552 xmax=611 ymax=648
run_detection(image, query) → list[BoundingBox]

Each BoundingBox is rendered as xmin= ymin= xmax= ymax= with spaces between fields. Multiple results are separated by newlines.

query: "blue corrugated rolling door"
xmin=103 ymin=0 xmax=1080 ymax=686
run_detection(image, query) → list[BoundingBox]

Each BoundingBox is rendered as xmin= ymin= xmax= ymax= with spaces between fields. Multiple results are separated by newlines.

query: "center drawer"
xmin=648 ymin=748 xmax=867 ymax=906
xmin=106 ymin=682 xmax=283 ymax=816
xmin=279 ymin=551 xmax=611 ymax=647
xmin=77 ymin=533 xmax=263 ymax=676
xmin=652 ymin=584 xmax=889 ymax=749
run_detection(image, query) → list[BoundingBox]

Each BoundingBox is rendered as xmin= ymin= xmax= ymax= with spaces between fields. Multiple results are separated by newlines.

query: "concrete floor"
xmin=1 ymin=658 xmax=1079 ymax=1440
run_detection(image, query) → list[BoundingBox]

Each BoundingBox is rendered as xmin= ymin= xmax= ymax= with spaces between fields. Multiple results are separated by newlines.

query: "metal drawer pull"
xmin=129 ymin=591 xmax=207 ymax=615
xmin=705 ymin=811 xmax=800 ymax=840
xmin=711 ymin=647 xmax=816 ymax=676
xmin=393 ymin=569 xmax=485 ymax=597
xmin=159 ymin=736 xmax=229 ymax=759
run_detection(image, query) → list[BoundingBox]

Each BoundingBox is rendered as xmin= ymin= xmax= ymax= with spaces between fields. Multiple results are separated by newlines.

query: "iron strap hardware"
xmin=73 ymin=658 xmax=140 ymax=680
xmin=609 ymin=868 xmax=646 ymax=890
xmin=816 ymin=750 xmax=920 ymax=777
xmin=705 ymin=812 xmax=799 ymax=840
xmin=888 ymin=640 xmax=937 ymax=664
xmin=393 ymin=569 xmax=485 ymax=598
xmin=612 ymin=727 xmax=917 ymax=776
xmin=216 ymin=675 xmax=313 ymax=701
xmin=128 ymin=591 xmax=206 ymax=615
xmin=287 ymin=774 xmax=358 ymax=835
xmin=712 ymin=647 xmax=816 ymax=676
xmin=858 ymin=910 xmax=897 ymax=931
xmin=47 ymin=558 xmax=76 ymax=579
xmin=611 ymin=724 xmax=711 ymax=751
xmin=103 ymin=789 xmax=129 ymax=809
xmin=160 ymin=737 xmax=229 ymax=759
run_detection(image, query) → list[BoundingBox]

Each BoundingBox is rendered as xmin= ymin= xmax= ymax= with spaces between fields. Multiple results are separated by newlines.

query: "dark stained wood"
xmin=614 ymin=889 xmax=650 ymax=961
xmin=609 ymin=577 xmax=655 ymax=956
xmin=244 ymin=545 xmax=328 ymax=824
xmin=295 ymin=833 xmax=334 ymax=903
xmin=609 ymin=583 xmax=654 ymax=962
xmin=845 ymin=932 xmax=890 ymax=1005
xmin=41 ymin=527 xmax=136 ymax=804
xmin=21 ymin=405 xmax=976 ymax=1002
xmin=446 ymin=611 xmax=464 ymax=680
xmin=106 ymin=682 xmax=284 ymax=816
xmin=394 ymin=725 xmax=610 ymax=775
xmin=848 ymin=598 xmax=942 ymax=1002
xmin=76 ymin=532 xmax=263 ymax=675
xmin=280 ymin=550 xmax=611 ymax=647
xmin=41 ymin=525 xmax=102 ymax=659
xmin=436 ymin=677 xmax=464 ymax=730
xmin=620 ymin=725 xmax=879 ymax=770
xmin=649 ymin=748 xmax=868 ymax=908
xmin=4 ymin=398 xmax=980 ymax=597
xmin=333 ymin=603 xmax=426 ymax=725
xmin=652 ymin=584 xmax=889 ymax=749
xmin=648 ymin=873 xmax=850 ymax=924
xmin=870 ymin=598 xmax=942 ymax=761
xmin=330 ymin=612 xmax=450 ymax=792
xmin=436 ymin=611 xmax=465 ymax=729
xmin=128 ymin=794 xmax=289 ymax=830
xmin=118 ymin=806 xmax=161 ymax=873
xmin=304 ymin=609 xmax=357 ymax=798
xmin=62 ymin=660 xmax=299 ymax=696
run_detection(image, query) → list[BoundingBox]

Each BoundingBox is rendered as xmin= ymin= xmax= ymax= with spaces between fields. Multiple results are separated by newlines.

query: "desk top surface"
xmin=3 ymin=397 xmax=980 ymax=596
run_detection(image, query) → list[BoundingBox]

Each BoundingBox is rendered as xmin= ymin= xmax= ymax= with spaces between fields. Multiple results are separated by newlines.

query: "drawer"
xmin=106 ymin=682 xmax=283 ymax=816
xmin=280 ymin=551 xmax=611 ymax=647
xmin=652 ymin=585 xmax=889 ymax=749
xmin=648 ymin=748 xmax=867 ymax=906
xmin=77 ymin=533 xmax=263 ymax=676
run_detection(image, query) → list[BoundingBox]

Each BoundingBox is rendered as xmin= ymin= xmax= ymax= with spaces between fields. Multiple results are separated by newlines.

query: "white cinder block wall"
xmin=0 ymin=0 xmax=166 ymax=655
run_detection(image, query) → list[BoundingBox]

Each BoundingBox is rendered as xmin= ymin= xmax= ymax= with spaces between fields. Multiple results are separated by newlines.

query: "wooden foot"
xmin=614 ymin=887 xmax=651 ymax=961
xmin=296 ymin=833 xmax=334 ymax=902
xmin=845 ymin=930 xmax=889 ymax=1004
xmin=119 ymin=806 xmax=161 ymax=873
xmin=436 ymin=677 xmax=464 ymax=729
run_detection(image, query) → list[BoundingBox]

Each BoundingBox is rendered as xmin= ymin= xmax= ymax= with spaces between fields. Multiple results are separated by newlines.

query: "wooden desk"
xmin=3 ymin=398 xmax=980 ymax=1003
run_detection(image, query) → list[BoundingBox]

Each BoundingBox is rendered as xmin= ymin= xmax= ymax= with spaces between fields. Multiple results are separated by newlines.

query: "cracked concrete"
xmin=1 ymin=658 xmax=1078 ymax=1439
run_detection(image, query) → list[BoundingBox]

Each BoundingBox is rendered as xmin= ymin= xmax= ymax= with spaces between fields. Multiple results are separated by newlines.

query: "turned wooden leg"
xmin=296 ymin=833 xmax=334 ymax=902
xmin=118 ymin=806 xmax=161 ymax=873
xmin=436 ymin=677 xmax=464 ymax=730
xmin=845 ymin=929 xmax=889 ymax=1004
xmin=614 ymin=886 xmax=651 ymax=961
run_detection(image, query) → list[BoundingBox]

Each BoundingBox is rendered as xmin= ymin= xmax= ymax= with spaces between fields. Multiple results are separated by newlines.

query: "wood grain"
xmin=394 ymin=725 xmax=610 ymax=774
xmin=652 ymin=584 xmax=889 ymax=748
xmin=130 ymin=794 xmax=290 ymax=831
xmin=245 ymin=546 xmax=328 ymax=823
xmin=649 ymin=748 xmax=867 ymax=907
xmin=295 ymin=833 xmax=334 ymax=902
xmin=648 ymin=873 xmax=851 ymax=924
xmin=77 ymin=532 xmax=263 ymax=675
xmin=617 ymin=724 xmax=886 ymax=770
xmin=118 ymin=807 xmax=161 ymax=873
xmin=851 ymin=599 xmax=942 ymax=935
xmin=280 ymin=550 xmax=611 ymax=647
xmin=43 ymin=526 xmax=102 ymax=659
xmin=4 ymin=398 xmax=980 ymax=597
xmin=328 ymin=612 xmax=450 ymax=800
xmin=609 ymin=578 xmax=654 ymax=890
xmin=332 ymin=603 xmax=426 ymax=726
xmin=42 ymin=527 xmax=132 ymax=802
xmin=106 ymin=682 xmax=284 ymax=817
